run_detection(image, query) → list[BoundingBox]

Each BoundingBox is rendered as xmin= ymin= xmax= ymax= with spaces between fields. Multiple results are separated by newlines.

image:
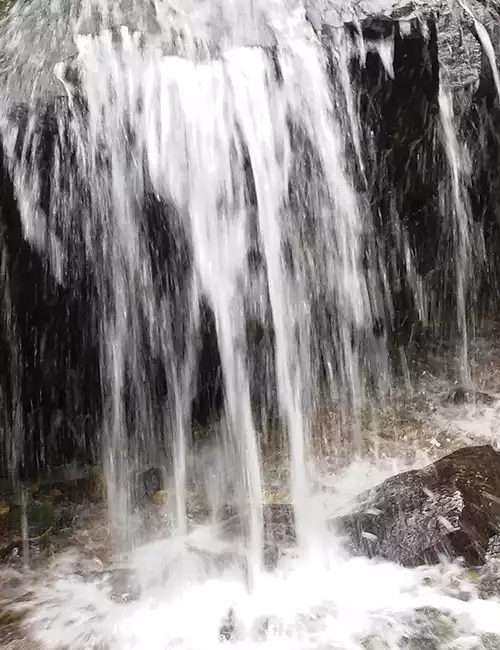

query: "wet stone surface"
xmin=0 ymin=470 xmax=106 ymax=566
xmin=332 ymin=445 xmax=500 ymax=566
xmin=442 ymin=388 xmax=498 ymax=407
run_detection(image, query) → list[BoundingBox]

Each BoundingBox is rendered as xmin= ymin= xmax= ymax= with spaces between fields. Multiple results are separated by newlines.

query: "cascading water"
xmin=0 ymin=235 xmax=22 ymax=479
xmin=1 ymin=0 xmax=500 ymax=648
xmin=438 ymin=86 xmax=475 ymax=383
xmin=0 ymin=0 xmax=388 ymax=554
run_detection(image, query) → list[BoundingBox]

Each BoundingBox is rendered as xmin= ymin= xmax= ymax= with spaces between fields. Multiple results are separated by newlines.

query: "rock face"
xmin=316 ymin=0 xmax=498 ymax=87
xmin=333 ymin=445 xmax=500 ymax=566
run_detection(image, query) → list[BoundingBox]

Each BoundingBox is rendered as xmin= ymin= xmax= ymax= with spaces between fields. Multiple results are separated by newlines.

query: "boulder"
xmin=332 ymin=445 xmax=500 ymax=566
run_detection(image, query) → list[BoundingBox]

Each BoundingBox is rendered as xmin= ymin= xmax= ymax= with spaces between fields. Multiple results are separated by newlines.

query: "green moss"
xmin=1 ymin=501 xmax=54 ymax=539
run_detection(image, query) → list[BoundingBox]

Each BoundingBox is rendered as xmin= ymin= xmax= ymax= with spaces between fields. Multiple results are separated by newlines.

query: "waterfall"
xmin=0 ymin=234 xmax=22 ymax=477
xmin=3 ymin=1 xmax=500 ymax=649
xmin=0 ymin=0 xmax=389 ymax=564
xmin=70 ymin=22 xmax=383 ymax=560
xmin=438 ymin=87 xmax=474 ymax=383
xmin=0 ymin=0 xmax=495 ymax=574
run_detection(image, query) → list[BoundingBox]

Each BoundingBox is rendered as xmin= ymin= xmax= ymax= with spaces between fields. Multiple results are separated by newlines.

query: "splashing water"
xmin=11 ymin=473 xmax=500 ymax=650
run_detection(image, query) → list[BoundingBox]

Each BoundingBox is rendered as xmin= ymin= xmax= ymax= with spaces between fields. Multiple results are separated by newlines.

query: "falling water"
xmin=0 ymin=236 xmax=22 ymax=478
xmin=438 ymin=86 xmax=474 ymax=383
xmin=0 ymin=0 xmax=391 ymax=565
xmin=475 ymin=21 xmax=500 ymax=100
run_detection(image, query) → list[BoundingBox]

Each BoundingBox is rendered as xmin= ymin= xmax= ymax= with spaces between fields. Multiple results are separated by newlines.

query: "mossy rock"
xmin=40 ymin=471 xmax=105 ymax=504
xmin=0 ymin=501 xmax=54 ymax=538
xmin=0 ymin=500 xmax=54 ymax=561
xmin=0 ymin=605 xmax=27 ymax=646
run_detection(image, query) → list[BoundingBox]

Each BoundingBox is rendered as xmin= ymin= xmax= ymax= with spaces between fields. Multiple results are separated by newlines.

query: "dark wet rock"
xmin=219 ymin=607 xmax=236 ymax=642
xmin=134 ymin=467 xmax=163 ymax=503
xmin=486 ymin=534 xmax=500 ymax=560
xmin=332 ymin=445 xmax=500 ymax=566
xmin=0 ymin=106 xmax=223 ymax=475
xmin=333 ymin=12 xmax=443 ymax=349
xmin=0 ymin=499 xmax=54 ymax=561
xmin=317 ymin=0 xmax=498 ymax=89
xmin=443 ymin=388 xmax=497 ymax=406
xmin=400 ymin=607 xmax=457 ymax=650
xmin=477 ymin=565 xmax=500 ymax=599
xmin=466 ymin=34 xmax=500 ymax=314
xmin=481 ymin=634 xmax=500 ymax=650
xmin=325 ymin=0 xmax=500 ymax=350
xmin=47 ymin=471 xmax=105 ymax=504
xmin=108 ymin=569 xmax=141 ymax=603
